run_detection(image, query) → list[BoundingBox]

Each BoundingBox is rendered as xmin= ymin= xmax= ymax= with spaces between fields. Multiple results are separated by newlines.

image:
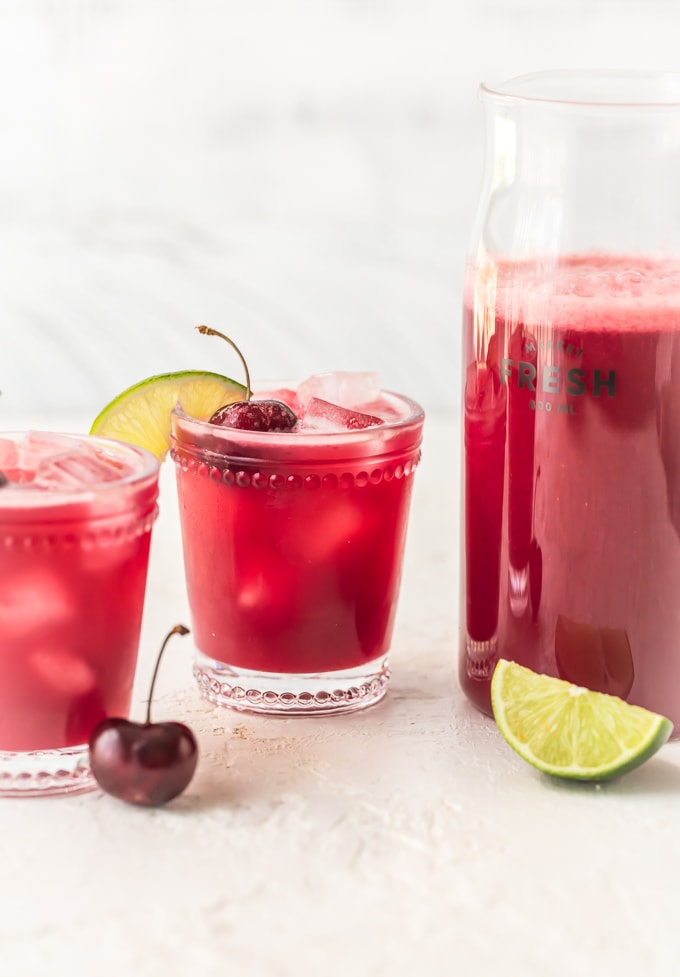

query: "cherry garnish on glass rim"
xmin=197 ymin=325 xmax=298 ymax=431
xmin=210 ymin=398 xmax=298 ymax=431
xmin=88 ymin=624 xmax=198 ymax=807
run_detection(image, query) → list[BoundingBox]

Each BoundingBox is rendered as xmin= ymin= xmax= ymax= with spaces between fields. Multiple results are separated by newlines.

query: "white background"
xmin=1 ymin=0 xmax=678 ymax=420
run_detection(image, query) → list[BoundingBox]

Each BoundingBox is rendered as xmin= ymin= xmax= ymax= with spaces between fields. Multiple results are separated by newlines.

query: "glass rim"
xmin=171 ymin=388 xmax=425 ymax=444
xmin=480 ymin=69 xmax=680 ymax=109
xmin=0 ymin=431 xmax=160 ymax=509
xmin=170 ymin=390 xmax=425 ymax=467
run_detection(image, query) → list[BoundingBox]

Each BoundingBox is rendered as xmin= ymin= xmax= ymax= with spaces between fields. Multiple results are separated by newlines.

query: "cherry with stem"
xmin=197 ymin=324 xmax=252 ymax=400
xmin=88 ymin=624 xmax=198 ymax=807
xmin=197 ymin=324 xmax=298 ymax=432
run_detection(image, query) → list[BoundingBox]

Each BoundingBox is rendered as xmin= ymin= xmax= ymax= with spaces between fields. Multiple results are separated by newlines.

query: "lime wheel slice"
xmin=90 ymin=371 xmax=245 ymax=459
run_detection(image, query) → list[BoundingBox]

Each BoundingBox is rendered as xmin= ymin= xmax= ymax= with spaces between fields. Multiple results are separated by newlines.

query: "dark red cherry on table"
xmin=89 ymin=718 xmax=197 ymax=807
xmin=89 ymin=624 xmax=198 ymax=807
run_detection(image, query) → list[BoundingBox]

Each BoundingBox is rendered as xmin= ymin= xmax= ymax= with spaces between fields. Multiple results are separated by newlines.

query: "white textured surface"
xmin=2 ymin=413 xmax=680 ymax=977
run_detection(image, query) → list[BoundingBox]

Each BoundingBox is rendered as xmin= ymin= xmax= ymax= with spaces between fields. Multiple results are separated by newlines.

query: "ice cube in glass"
xmin=298 ymin=397 xmax=384 ymax=432
xmin=297 ymin=371 xmax=381 ymax=410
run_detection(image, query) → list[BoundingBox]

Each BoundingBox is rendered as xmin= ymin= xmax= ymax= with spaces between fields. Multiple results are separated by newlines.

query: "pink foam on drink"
xmin=490 ymin=254 xmax=680 ymax=331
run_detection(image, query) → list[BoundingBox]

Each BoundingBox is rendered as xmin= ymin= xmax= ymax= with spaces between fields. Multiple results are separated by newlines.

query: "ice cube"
xmin=0 ymin=434 xmax=89 ymax=485
xmin=298 ymin=398 xmax=384 ymax=432
xmin=235 ymin=562 xmax=299 ymax=632
xmin=1 ymin=570 xmax=75 ymax=639
xmin=30 ymin=648 xmax=97 ymax=697
xmin=0 ymin=437 xmax=20 ymax=472
xmin=297 ymin=499 xmax=365 ymax=562
xmin=33 ymin=443 xmax=126 ymax=490
xmin=24 ymin=431 xmax=87 ymax=458
xmin=297 ymin=372 xmax=381 ymax=410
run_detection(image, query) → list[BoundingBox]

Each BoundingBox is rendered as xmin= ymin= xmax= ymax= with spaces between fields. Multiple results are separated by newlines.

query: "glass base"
xmin=193 ymin=651 xmax=391 ymax=716
xmin=0 ymin=745 xmax=97 ymax=798
xmin=508 ymin=563 xmax=530 ymax=617
xmin=464 ymin=634 xmax=499 ymax=681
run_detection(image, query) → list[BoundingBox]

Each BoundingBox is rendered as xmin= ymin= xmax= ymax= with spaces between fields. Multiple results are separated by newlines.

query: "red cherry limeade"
xmin=462 ymin=254 xmax=680 ymax=729
xmin=172 ymin=391 xmax=423 ymax=675
xmin=0 ymin=436 xmax=158 ymax=752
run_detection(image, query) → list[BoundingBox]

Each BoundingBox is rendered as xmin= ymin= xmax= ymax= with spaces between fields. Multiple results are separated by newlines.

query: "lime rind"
xmin=491 ymin=659 xmax=673 ymax=781
xmin=90 ymin=370 xmax=245 ymax=460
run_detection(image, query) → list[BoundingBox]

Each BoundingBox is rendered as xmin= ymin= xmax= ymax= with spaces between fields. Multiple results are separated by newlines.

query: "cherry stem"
xmin=196 ymin=325 xmax=252 ymax=401
xmin=145 ymin=624 xmax=190 ymax=725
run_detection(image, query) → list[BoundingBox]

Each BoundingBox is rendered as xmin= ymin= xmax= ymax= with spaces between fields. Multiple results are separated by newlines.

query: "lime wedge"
xmin=90 ymin=371 xmax=245 ymax=459
xmin=490 ymin=659 xmax=672 ymax=781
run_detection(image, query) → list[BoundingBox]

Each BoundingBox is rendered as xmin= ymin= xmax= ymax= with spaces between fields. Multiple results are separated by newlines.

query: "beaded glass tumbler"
xmin=0 ymin=432 xmax=159 ymax=796
xmin=171 ymin=389 xmax=424 ymax=716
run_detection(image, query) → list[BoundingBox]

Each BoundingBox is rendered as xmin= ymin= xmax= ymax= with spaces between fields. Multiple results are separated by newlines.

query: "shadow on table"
xmin=541 ymin=750 xmax=680 ymax=797
xmin=163 ymin=772 xmax=238 ymax=814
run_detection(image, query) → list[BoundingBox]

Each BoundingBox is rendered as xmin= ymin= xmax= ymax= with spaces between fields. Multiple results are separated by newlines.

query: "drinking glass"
xmin=171 ymin=386 xmax=424 ymax=716
xmin=0 ymin=432 xmax=159 ymax=795
xmin=460 ymin=70 xmax=680 ymax=732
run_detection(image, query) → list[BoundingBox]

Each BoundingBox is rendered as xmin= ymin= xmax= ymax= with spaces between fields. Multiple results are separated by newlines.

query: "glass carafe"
xmin=460 ymin=71 xmax=680 ymax=732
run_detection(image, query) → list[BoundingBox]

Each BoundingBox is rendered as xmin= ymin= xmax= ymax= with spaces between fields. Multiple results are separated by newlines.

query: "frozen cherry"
xmin=210 ymin=399 xmax=297 ymax=431
xmin=259 ymin=399 xmax=298 ymax=430
xmin=88 ymin=624 xmax=198 ymax=807
xmin=197 ymin=324 xmax=298 ymax=431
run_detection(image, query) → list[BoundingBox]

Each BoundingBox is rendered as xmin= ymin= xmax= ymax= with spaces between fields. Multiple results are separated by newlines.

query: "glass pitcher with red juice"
xmin=461 ymin=71 xmax=680 ymax=732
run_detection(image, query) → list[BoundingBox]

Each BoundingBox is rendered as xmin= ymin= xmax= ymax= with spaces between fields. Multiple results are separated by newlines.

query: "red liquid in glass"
xmin=461 ymin=255 xmax=680 ymax=727
xmin=173 ymin=393 xmax=422 ymax=676
xmin=176 ymin=450 xmax=418 ymax=675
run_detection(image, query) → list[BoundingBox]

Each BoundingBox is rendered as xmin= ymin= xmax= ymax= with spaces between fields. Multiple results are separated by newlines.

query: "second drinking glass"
xmin=0 ymin=432 xmax=159 ymax=795
xmin=171 ymin=379 xmax=424 ymax=716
